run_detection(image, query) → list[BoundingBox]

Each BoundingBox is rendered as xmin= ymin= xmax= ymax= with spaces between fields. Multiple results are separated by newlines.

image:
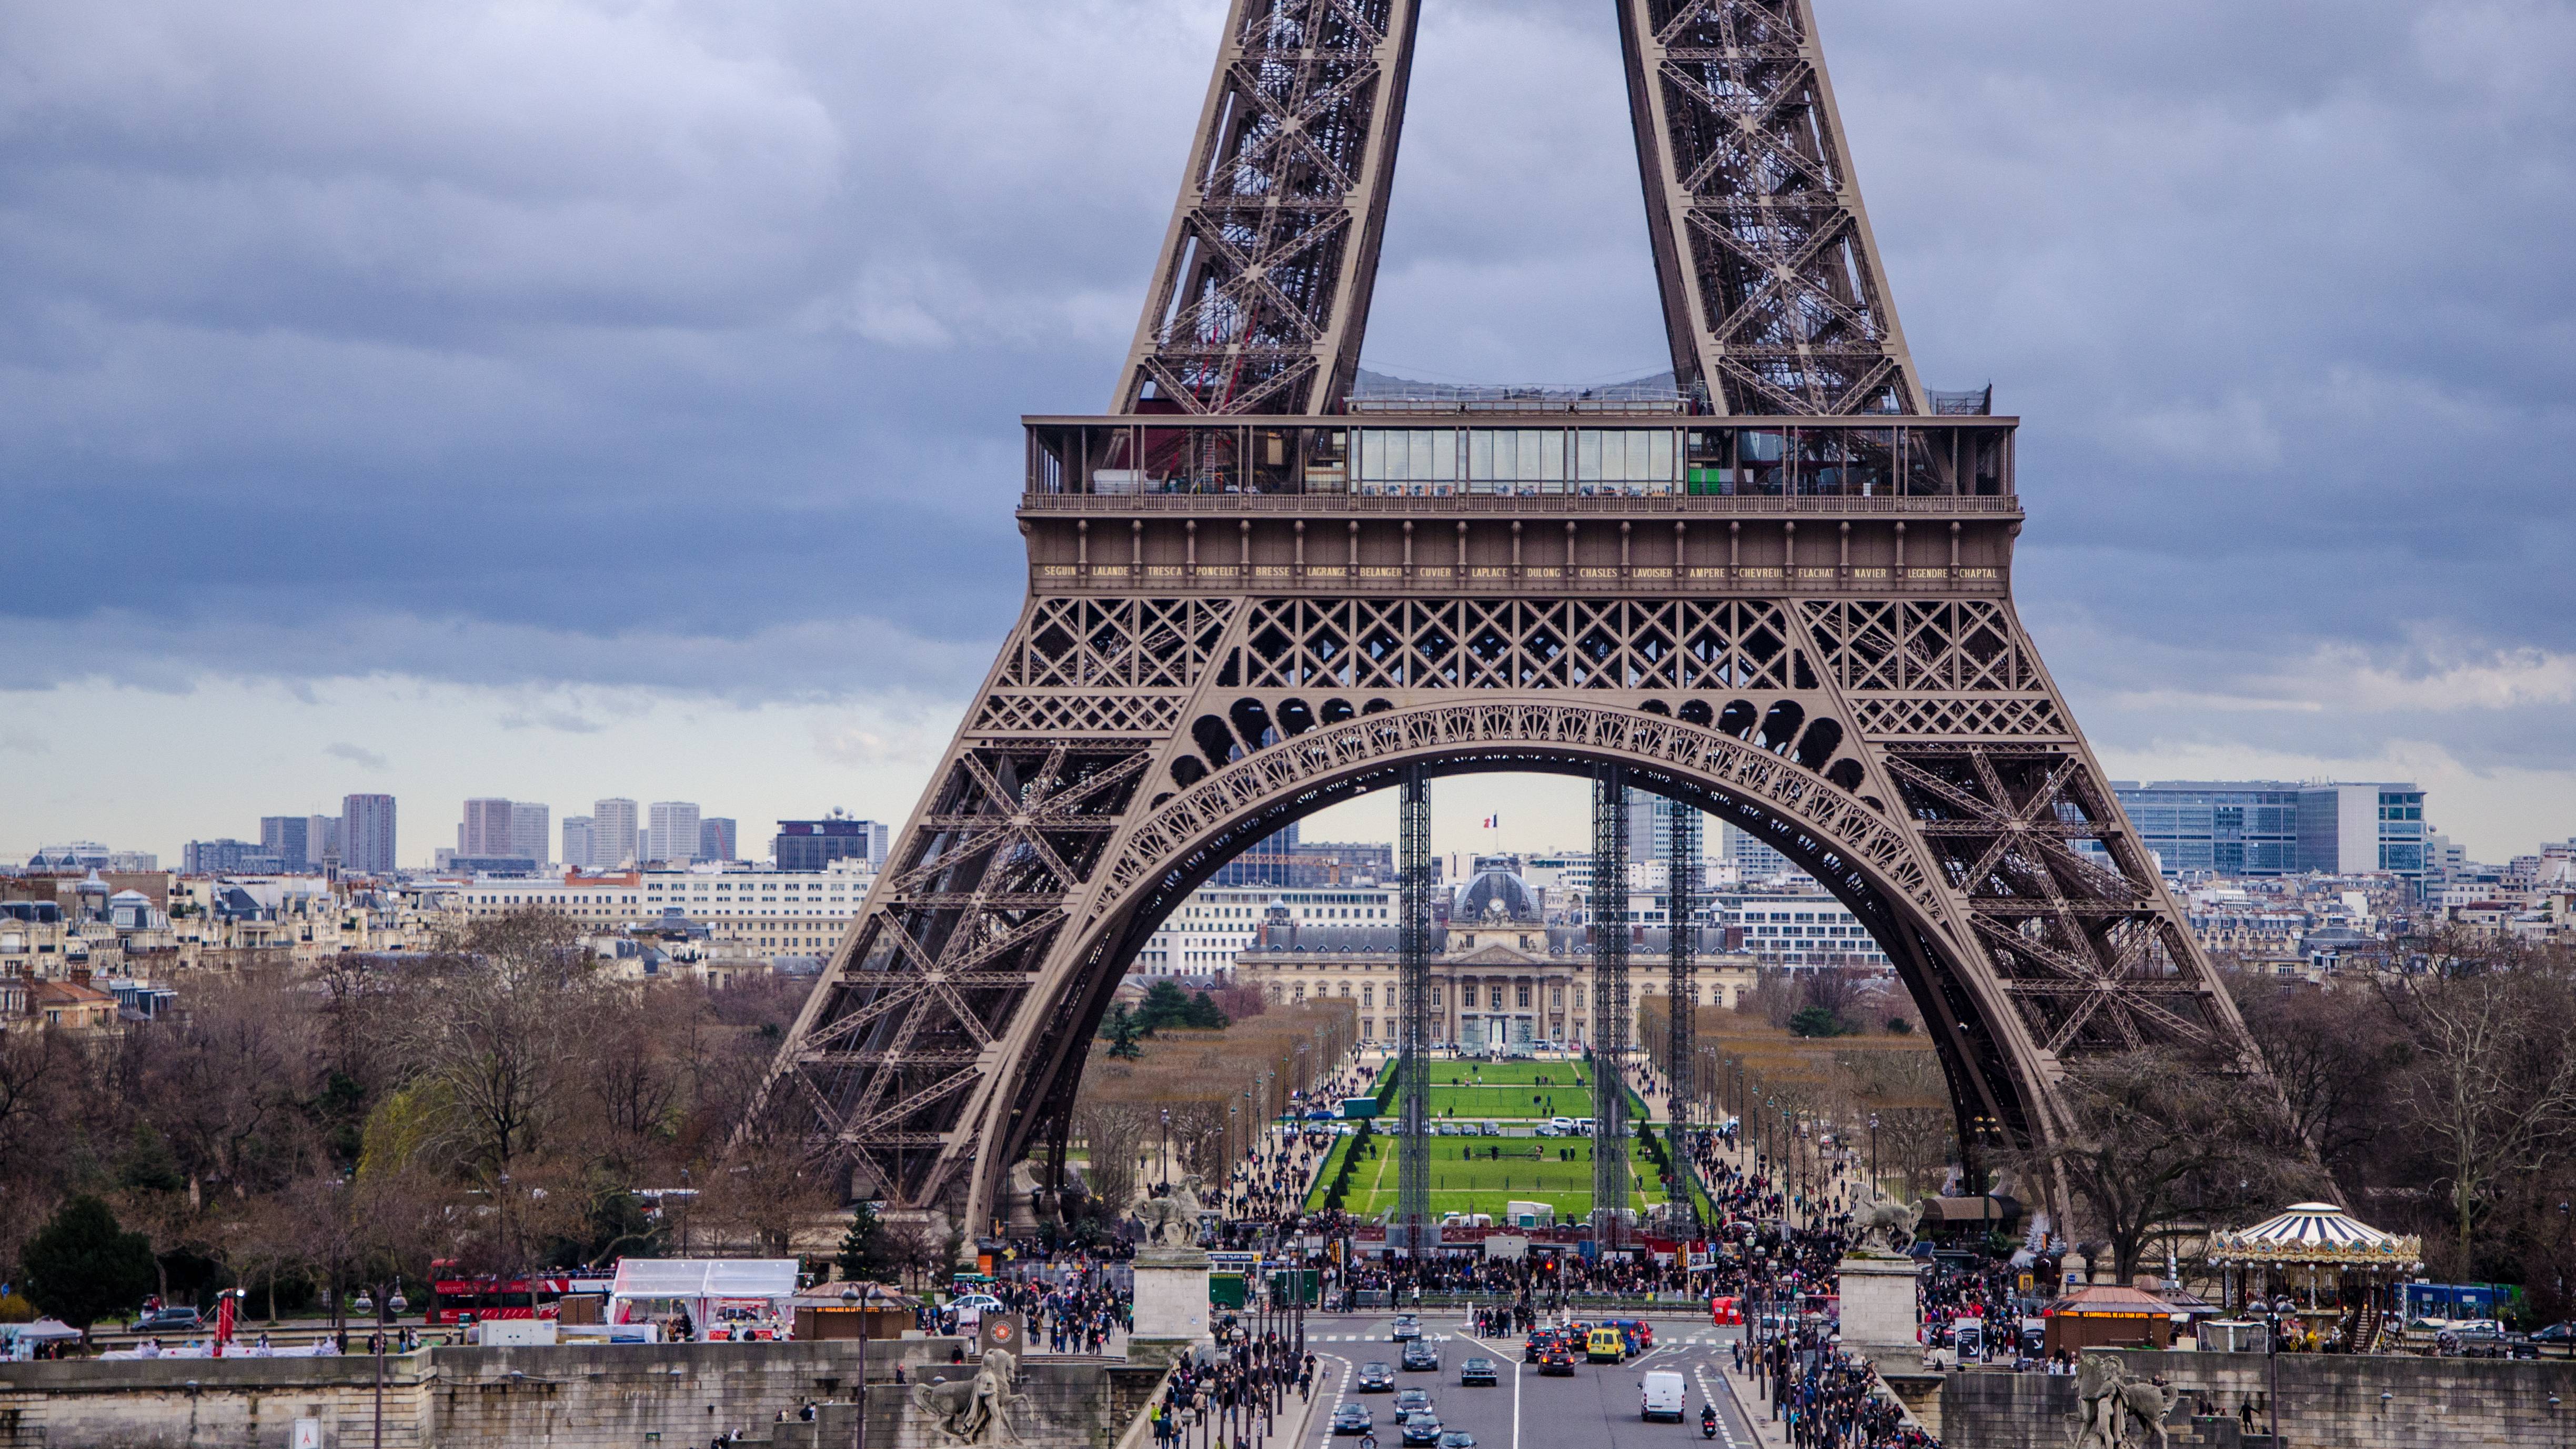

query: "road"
xmin=1293 ymin=1311 xmax=1768 ymax=1449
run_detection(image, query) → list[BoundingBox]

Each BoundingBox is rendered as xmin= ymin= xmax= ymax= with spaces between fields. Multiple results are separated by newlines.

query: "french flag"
xmin=1482 ymin=815 xmax=1500 ymax=829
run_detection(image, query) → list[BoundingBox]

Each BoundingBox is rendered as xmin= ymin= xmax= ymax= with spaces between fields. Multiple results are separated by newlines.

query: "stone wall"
xmin=1939 ymin=1350 xmax=2576 ymax=1449
xmin=0 ymin=1338 xmax=1159 ymax=1449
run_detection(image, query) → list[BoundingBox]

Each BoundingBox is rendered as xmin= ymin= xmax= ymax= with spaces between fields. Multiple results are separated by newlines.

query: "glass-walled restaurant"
xmin=1025 ymin=417 xmax=2011 ymax=499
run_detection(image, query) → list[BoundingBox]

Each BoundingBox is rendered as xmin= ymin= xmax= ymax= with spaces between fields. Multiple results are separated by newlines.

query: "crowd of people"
xmin=1146 ymin=1316 xmax=1310 ymax=1449
xmin=1742 ymin=1334 xmax=1935 ymax=1449
xmin=991 ymin=1047 xmax=1948 ymax=1449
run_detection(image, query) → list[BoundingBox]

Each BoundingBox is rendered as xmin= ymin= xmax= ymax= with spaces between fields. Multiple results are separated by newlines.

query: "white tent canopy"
xmin=610 ymin=1259 xmax=798 ymax=1301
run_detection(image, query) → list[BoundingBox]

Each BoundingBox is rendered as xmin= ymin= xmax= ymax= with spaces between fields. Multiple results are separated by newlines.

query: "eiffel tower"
xmin=753 ymin=0 xmax=2267 ymax=1235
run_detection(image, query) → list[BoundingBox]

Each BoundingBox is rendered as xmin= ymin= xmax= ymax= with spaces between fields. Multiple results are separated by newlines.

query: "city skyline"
xmin=6 ymin=1 xmax=2573 ymax=865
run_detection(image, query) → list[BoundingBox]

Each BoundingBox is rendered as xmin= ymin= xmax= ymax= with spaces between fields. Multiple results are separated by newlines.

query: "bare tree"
xmin=2015 ymin=1049 xmax=2299 ymax=1284
xmin=2378 ymin=942 xmax=2576 ymax=1272
xmin=1073 ymin=1098 xmax=1154 ymax=1213
xmin=2227 ymin=966 xmax=2401 ymax=1194
xmin=398 ymin=911 xmax=602 ymax=1178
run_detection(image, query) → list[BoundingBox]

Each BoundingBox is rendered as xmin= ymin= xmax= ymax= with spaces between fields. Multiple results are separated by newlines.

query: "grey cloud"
xmin=325 ymin=742 xmax=389 ymax=770
xmin=498 ymin=710 xmax=608 ymax=735
xmin=0 ymin=610 xmax=993 ymax=704
xmin=1 ymin=0 xmax=2571 ymax=812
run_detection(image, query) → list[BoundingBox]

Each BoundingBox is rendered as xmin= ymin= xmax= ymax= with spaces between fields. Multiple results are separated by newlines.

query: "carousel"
xmin=2207 ymin=1202 xmax=2423 ymax=1353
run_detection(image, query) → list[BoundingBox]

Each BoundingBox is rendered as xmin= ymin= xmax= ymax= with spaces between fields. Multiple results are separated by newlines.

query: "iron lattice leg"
xmin=1396 ymin=763 xmax=1434 ymax=1255
xmin=1665 ymin=799 xmax=1703 ymax=1236
xmin=1591 ymin=766 xmax=1630 ymax=1251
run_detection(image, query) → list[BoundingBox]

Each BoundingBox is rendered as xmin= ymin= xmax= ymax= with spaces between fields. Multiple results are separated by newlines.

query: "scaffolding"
xmin=1396 ymin=764 xmax=1434 ymax=1253
xmin=1665 ymin=800 xmax=1705 ymax=1234
xmin=1591 ymin=765 xmax=1631 ymax=1249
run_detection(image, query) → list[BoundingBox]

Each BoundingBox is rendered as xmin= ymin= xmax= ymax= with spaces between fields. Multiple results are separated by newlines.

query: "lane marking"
xmin=1689 ymin=1365 xmax=1743 ymax=1449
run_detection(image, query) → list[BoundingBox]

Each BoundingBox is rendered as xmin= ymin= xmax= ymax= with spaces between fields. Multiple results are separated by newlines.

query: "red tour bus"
xmin=426 ymin=1262 xmax=615 ymax=1325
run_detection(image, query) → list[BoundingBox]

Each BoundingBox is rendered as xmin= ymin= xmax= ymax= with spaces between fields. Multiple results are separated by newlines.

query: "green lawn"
xmin=1315 ymin=1132 xmax=1671 ymax=1221
xmin=1363 ymin=1059 xmax=1656 ymax=1123
xmin=1308 ymin=1061 xmax=1668 ymax=1221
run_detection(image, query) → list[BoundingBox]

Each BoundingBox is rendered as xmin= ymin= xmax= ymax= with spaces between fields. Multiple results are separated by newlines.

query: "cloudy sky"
xmin=5 ymin=0 xmax=2573 ymax=867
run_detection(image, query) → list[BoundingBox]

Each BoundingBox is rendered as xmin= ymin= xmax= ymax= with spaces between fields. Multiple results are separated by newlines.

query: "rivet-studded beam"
xmin=750 ymin=584 xmax=2263 ymax=1238
xmin=1114 ymin=0 xmax=1422 ymax=415
xmin=1618 ymin=0 xmax=1924 ymax=414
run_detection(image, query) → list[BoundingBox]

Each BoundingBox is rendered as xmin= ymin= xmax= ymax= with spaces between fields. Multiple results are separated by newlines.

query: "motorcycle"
xmin=1700 ymin=1407 xmax=1718 ymax=1440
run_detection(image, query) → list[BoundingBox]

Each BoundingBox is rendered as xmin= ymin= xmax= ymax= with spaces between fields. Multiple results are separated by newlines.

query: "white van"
xmin=1639 ymin=1370 xmax=1687 ymax=1422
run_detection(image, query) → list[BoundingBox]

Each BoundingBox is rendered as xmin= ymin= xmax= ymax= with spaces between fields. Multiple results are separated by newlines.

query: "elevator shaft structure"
xmin=1591 ymin=766 xmax=1632 ymax=1247
xmin=1665 ymin=801 xmax=1705 ymax=1233
xmin=1396 ymin=763 xmax=1434 ymax=1252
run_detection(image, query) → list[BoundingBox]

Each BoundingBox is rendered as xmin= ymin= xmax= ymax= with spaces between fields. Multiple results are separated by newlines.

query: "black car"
xmin=1460 ymin=1357 xmax=1498 ymax=1386
xmin=133 ymin=1306 xmax=206 ymax=1333
xmin=1401 ymin=1415 xmax=1443 ymax=1446
xmin=1332 ymin=1406 xmax=1374 ymax=1436
xmin=1402 ymin=1342 xmax=1441 ymax=1372
xmin=1392 ymin=1388 xmax=1434 ymax=1417
xmin=1536 ymin=1350 xmax=1575 ymax=1377
xmin=1357 ymin=1363 xmax=1396 ymax=1393
xmin=1437 ymin=1435 xmax=1477 ymax=1449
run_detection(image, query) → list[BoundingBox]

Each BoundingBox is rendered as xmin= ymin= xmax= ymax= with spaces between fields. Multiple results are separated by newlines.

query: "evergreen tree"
xmin=1102 ymin=1005 xmax=1144 ymax=1059
xmin=838 ymin=1201 xmax=895 ymax=1283
xmin=22 ymin=1196 xmax=156 ymax=1334
xmin=1181 ymin=991 xmax=1230 ymax=1030
xmin=116 ymin=1122 xmax=184 ymax=1196
xmin=1788 ymin=1005 xmax=1847 ymax=1039
xmin=1136 ymin=980 xmax=1194 ymax=1031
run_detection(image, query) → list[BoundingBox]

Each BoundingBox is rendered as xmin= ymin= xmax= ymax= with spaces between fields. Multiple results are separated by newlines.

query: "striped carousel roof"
xmin=2208 ymin=1202 xmax=2423 ymax=1270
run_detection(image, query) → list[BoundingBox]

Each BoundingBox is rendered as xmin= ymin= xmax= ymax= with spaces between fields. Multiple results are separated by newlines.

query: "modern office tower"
xmin=562 ymin=816 xmax=597 ymax=871
xmin=511 ymin=802 xmax=551 ymax=868
xmin=592 ymin=799 xmax=640 ymax=869
xmin=2112 ymin=780 xmax=2427 ymax=878
xmin=647 ymin=802 xmax=701 ymax=866
xmin=259 ymin=816 xmax=312 ymax=871
xmin=340 ymin=793 xmax=398 ymax=873
xmin=309 ymin=814 xmax=343 ymax=866
xmin=1719 ymin=820 xmax=1795 ymax=881
xmin=183 ymin=839 xmax=286 ymax=873
xmin=773 ymin=818 xmax=889 ymax=871
xmin=460 ymin=798 xmax=516 ymax=858
xmin=698 ymin=818 xmax=738 ymax=864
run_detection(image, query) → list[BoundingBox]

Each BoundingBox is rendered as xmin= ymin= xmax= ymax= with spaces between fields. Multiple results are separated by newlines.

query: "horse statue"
xmin=2069 ymin=1353 xmax=2180 ymax=1449
xmin=913 ymin=1346 xmax=1027 ymax=1445
xmin=1854 ymin=1193 xmax=1921 ymax=1254
xmin=1131 ymin=1175 xmax=1209 ymax=1247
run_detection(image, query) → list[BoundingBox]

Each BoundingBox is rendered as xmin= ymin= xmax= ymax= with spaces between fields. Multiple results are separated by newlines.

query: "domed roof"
xmin=2209 ymin=1202 xmax=2421 ymax=1269
xmin=1453 ymin=866 xmax=1541 ymax=924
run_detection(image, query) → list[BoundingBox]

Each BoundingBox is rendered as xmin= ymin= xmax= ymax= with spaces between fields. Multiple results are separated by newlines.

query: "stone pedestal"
xmin=1837 ymin=1254 xmax=1924 ymax=1375
xmin=1126 ymin=1246 xmax=1213 ymax=1365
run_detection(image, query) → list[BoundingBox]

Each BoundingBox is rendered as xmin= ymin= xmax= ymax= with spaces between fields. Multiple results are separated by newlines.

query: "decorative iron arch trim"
xmin=948 ymin=696 xmax=2061 ymax=1235
xmin=1087 ymin=698 xmax=1941 ymax=927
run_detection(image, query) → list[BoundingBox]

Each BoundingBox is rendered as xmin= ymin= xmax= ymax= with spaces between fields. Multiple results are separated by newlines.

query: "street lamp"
xmin=350 ymin=1277 xmax=410 ymax=1449
xmin=842 ymin=1284 xmax=869 ymax=1449
xmin=2262 ymin=1293 xmax=2291 ymax=1446
xmin=1868 ymin=1113 xmax=1880 ymax=1199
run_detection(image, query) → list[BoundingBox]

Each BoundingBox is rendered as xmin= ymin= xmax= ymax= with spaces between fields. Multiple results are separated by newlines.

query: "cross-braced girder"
xmin=1592 ymin=767 xmax=1634 ymax=1247
xmin=1395 ymin=764 xmax=1434 ymax=1250
xmin=748 ymin=580 xmax=2260 ymax=1234
xmin=1664 ymin=797 xmax=1705 ymax=1234
xmin=1620 ymin=0 xmax=1922 ymax=414
xmin=1116 ymin=0 xmax=1421 ymax=415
